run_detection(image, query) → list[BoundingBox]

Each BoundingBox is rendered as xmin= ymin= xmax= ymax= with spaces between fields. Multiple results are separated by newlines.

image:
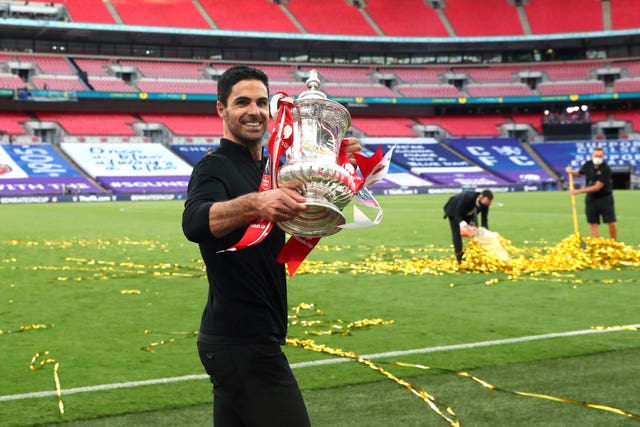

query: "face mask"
xmin=592 ymin=157 xmax=604 ymax=165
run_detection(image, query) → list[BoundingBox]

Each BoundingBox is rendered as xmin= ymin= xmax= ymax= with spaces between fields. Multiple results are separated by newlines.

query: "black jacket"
xmin=182 ymin=139 xmax=288 ymax=344
xmin=443 ymin=191 xmax=489 ymax=228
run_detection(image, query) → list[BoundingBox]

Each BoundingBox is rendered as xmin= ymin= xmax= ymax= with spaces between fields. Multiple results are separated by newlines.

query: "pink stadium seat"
xmin=31 ymin=76 xmax=87 ymax=91
xmin=199 ymin=0 xmax=299 ymax=33
xmin=364 ymin=0 xmax=449 ymax=37
xmin=139 ymin=114 xmax=223 ymax=136
xmin=464 ymin=66 xmax=521 ymax=83
xmin=508 ymin=113 xmax=544 ymax=133
xmin=537 ymin=81 xmax=605 ymax=95
xmin=321 ymin=84 xmax=397 ymax=98
xmin=614 ymin=78 xmax=640 ymax=93
xmin=528 ymin=62 xmax=596 ymax=81
xmin=110 ymin=0 xmax=210 ymax=29
xmin=49 ymin=0 xmax=116 ymax=24
xmin=285 ymin=0 xmax=377 ymax=36
xmin=0 ymin=73 xmax=27 ymax=90
xmin=610 ymin=0 xmax=640 ymax=30
xmin=418 ymin=115 xmax=506 ymax=137
xmin=350 ymin=117 xmax=419 ymax=137
xmin=74 ymin=58 xmax=116 ymax=76
xmin=120 ymin=60 xmax=207 ymax=79
xmin=465 ymin=83 xmax=533 ymax=98
xmin=0 ymin=112 xmax=30 ymax=135
xmin=136 ymin=79 xmax=217 ymax=94
xmin=614 ymin=60 xmax=640 ymax=78
xmin=524 ymin=0 xmax=602 ymax=34
xmin=611 ymin=110 xmax=640 ymax=132
xmin=396 ymin=84 xmax=462 ymax=98
xmin=300 ymin=66 xmax=375 ymax=84
xmin=36 ymin=112 xmax=137 ymax=136
xmin=443 ymin=0 xmax=523 ymax=36
xmin=15 ymin=55 xmax=76 ymax=74
xmin=379 ymin=67 xmax=446 ymax=84
xmin=88 ymin=77 xmax=136 ymax=92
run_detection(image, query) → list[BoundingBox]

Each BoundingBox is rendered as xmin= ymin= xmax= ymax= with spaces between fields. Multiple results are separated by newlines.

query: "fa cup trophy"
xmin=276 ymin=70 xmax=356 ymax=237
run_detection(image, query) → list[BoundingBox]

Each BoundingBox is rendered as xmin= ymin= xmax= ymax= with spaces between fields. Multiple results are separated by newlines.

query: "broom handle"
xmin=568 ymin=173 xmax=580 ymax=235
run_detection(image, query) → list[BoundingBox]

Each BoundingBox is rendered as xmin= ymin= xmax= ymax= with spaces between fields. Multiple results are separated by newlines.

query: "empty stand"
xmin=88 ymin=76 xmax=136 ymax=92
xmin=15 ymin=55 xmax=76 ymax=74
xmin=364 ymin=0 xmax=449 ymax=37
xmin=465 ymin=83 xmax=533 ymax=98
xmin=463 ymin=66 xmax=520 ymax=83
xmin=614 ymin=78 xmax=640 ymax=93
xmin=380 ymin=67 xmax=445 ymax=84
xmin=136 ymin=78 xmax=217 ymax=94
xmin=524 ymin=0 xmax=602 ymax=34
xmin=0 ymin=73 xmax=27 ymax=90
xmin=199 ymin=0 xmax=299 ymax=33
xmin=301 ymin=66 xmax=375 ymax=84
xmin=49 ymin=0 xmax=115 ymax=23
xmin=110 ymin=0 xmax=210 ymax=28
xmin=321 ymin=83 xmax=397 ymax=98
xmin=285 ymin=0 xmax=377 ymax=36
xmin=31 ymin=75 xmax=87 ymax=91
xmin=537 ymin=80 xmax=605 ymax=96
xmin=396 ymin=84 xmax=462 ymax=98
xmin=610 ymin=110 xmax=640 ymax=132
xmin=74 ymin=58 xmax=120 ymax=76
xmin=616 ymin=60 xmax=640 ymax=78
xmin=0 ymin=112 xmax=30 ymax=135
xmin=120 ymin=60 xmax=207 ymax=79
xmin=610 ymin=0 xmax=640 ymax=30
xmin=139 ymin=114 xmax=223 ymax=136
xmin=528 ymin=62 xmax=596 ymax=81
xmin=36 ymin=112 xmax=137 ymax=136
xmin=444 ymin=0 xmax=523 ymax=36
xmin=350 ymin=117 xmax=419 ymax=137
xmin=418 ymin=115 xmax=506 ymax=137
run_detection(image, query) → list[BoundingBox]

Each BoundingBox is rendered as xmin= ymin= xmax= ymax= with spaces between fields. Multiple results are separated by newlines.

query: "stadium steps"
xmin=102 ymin=0 xmax=123 ymax=25
xmin=192 ymin=0 xmax=217 ymax=29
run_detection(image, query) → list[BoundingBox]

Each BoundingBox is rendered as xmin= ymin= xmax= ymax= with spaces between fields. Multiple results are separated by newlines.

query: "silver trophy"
xmin=277 ymin=70 xmax=355 ymax=237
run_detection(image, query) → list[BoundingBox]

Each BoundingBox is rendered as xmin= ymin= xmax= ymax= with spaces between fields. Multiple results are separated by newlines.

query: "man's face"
xmin=478 ymin=195 xmax=492 ymax=207
xmin=217 ymin=79 xmax=269 ymax=146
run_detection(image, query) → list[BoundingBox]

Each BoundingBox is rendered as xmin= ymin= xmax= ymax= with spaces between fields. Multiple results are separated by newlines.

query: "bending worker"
xmin=443 ymin=189 xmax=494 ymax=263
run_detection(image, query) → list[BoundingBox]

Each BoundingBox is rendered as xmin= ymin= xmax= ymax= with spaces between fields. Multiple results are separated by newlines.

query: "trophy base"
xmin=278 ymin=199 xmax=346 ymax=237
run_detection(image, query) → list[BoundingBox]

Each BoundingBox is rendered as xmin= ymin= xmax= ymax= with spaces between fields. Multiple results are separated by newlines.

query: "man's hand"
xmin=256 ymin=187 xmax=307 ymax=223
xmin=341 ymin=137 xmax=362 ymax=168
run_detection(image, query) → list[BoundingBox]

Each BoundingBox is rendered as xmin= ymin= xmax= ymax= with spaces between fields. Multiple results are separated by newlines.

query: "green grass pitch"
xmin=1 ymin=190 xmax=639 ymax=426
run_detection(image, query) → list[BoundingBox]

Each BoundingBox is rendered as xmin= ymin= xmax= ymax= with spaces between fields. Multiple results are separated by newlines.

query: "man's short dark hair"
xmin=481 ymin=189 xmax=494 ymax=200
xmin=217 ymin=65 xmax=269 ymax=107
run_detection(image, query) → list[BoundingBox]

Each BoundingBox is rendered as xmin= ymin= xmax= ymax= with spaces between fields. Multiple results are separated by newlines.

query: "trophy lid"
xmin=297 ymin=69 xmax=328 ymax=100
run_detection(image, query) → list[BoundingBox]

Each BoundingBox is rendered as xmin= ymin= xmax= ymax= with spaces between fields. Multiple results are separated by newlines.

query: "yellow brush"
xmin=568 ymin=173 xmax=587 ymax=248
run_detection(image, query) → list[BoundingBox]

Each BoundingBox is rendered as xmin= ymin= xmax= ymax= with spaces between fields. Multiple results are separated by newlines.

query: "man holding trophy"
xmin=182 ymin=65 xmax=363 ymax=426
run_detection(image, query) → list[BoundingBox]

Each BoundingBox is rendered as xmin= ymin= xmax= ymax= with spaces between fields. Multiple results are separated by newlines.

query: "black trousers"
xmin=448 ymin=216 xmax=464 ymax=263
xmin=198 ymin=340 xmax=311 ymax=427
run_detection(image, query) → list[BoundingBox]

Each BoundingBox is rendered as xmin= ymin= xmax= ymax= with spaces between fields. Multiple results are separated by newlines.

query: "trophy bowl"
xmin=276 ymin=70 xmax=355 ymax=237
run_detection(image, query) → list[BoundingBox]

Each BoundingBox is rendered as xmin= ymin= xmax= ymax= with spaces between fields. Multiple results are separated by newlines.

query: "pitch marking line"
xmin=2 ymin=324 xmax=637 ymax=402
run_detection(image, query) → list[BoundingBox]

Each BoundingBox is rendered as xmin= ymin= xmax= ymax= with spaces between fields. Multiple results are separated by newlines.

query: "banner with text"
xmin=363 ymin=138 xmax=509 ymax=187
xmin=61 ymin=142 xmax=193 ymax=193
xmin=447 ymin=137 xmax=554 ymax=184
xmin=532 ymin=140 xmax=640 ymax=176
xmin=0 ymin=144 xmax=104 ymax=195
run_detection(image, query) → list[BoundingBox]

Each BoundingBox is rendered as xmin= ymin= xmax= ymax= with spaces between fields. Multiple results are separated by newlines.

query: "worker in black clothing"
xmin=565 ymin=147 xmax=617 ymax=240
xmin=443 ymin=189 xmax=494 ymax=263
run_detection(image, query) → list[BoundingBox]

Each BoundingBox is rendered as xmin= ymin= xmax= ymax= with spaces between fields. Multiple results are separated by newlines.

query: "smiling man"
xmin=182 ymin=66 xmax=310 ymax=427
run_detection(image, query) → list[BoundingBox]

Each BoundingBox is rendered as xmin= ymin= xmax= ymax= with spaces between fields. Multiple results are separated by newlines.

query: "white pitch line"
xmin=2 ymin=324 xmax=637 ymax=403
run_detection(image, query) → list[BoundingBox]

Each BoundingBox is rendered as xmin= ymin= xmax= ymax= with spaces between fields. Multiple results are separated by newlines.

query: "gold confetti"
xmin=29 ymin=351 xmax=64 ymax=416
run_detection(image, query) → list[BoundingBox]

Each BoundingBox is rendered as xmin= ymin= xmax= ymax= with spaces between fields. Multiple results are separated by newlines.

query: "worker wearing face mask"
xmin=565 ymin=147 xmax=618 ymax=240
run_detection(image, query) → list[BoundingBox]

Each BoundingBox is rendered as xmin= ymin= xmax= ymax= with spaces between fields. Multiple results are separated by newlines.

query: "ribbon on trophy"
xmin=221 ymin=92 xmax=294 ymax=252
xmin=277 ymin=145 xmax=392 ymax=275
xmin=223 ymin=81 xmax=392 ymax=276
